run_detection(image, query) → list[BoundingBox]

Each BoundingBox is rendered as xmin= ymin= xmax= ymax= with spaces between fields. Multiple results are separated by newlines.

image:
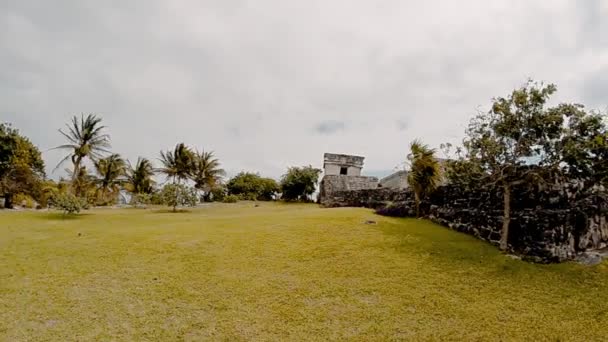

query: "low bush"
xmin=13 ymin=193 xmax=36 ymax=208
xmin=160 ymin=183 xmax=198 ymax=212
xmin=223 ymin=194 xmax=239 ymax=203
xmin=51 ymin=193 xmax=85 ymax=215
xmin=130 ymin=193 xmax=151 ymax=207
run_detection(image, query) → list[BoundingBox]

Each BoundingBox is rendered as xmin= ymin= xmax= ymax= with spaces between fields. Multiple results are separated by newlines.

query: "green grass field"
xmin=1 ymin=202 xmax=607 ymax=341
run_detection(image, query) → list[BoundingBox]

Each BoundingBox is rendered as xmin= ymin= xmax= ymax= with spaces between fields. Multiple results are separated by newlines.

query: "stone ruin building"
xmin=318 ymin=153 xmax=379 ymax=203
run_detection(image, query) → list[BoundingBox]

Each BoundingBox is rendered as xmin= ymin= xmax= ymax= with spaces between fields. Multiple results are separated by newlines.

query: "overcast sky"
xmin=1 ymin=0 xmax=607 ymax=180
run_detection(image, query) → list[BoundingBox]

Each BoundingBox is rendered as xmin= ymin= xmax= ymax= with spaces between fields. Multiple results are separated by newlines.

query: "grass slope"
xmin=1 ymin=202 xmax=607 ymax=341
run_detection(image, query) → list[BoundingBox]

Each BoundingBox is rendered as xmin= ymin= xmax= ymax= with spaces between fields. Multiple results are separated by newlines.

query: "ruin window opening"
xmin=340 ymin=167 xmax=348 ymax=175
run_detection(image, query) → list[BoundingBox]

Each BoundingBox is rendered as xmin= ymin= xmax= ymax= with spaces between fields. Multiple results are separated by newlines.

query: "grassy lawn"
xmin=1 ymin=202 xmax=607 ymax=341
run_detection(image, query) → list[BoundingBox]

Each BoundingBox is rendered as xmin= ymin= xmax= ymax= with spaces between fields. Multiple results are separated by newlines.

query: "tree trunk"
xmin=500 ymin=182 xmax=511 ymax=251
xmin=414 ymin=191 xmax=420 ymax=218
xmin=173 ymin=178 xmax=179 ymax=212
xmin=71 ymin=156 xmax=83 ymax=194
xmin=3 ymin=193 xmax=13 ymax=209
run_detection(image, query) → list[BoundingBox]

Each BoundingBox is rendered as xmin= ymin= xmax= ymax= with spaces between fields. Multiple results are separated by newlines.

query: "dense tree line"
xmin=1 ymin=114 xmax=323 ymax=212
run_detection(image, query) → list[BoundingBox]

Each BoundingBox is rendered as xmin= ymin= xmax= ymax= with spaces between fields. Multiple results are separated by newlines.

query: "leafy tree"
xmin=54 ymin=114 xmax=110 ymax=194
xmin=125 ymin=157 xmax=155 ymax=194
xmin=209 ymin=184 xmax=227 ymax=202
xmin=0 ymin=123 xmax=45 ymax=208
xmin=559 ymin=106 xmax=608 ymax=186
xmin=94 ymin=154 xmax=126 ymax=205
xmin=407 ymin=140 xmax=442 ymax=217
xmin=158 ymin=143 xmax=195 ymax=211
xmin=192 ymin=150 xmax=225 ymax=200
xmin=51 ymin=192 xmax=84 ymax=215
xmin=258 ymin=177 xmax=280 ymax=201
xmin=226 ymin=172 xmax=279 ymax=201
xmin=280 ymin=166 xmax=322 ymax=201
xmin=160 ymin=183 xmax=197 ymax=212
xmin=158 ymin=143 xmax=194 ymax=185
xmin=461 ymin=81 xmax=572 ymax=251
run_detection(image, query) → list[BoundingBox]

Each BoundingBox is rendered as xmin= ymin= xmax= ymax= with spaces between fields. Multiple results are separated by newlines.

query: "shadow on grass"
xmin=35 ymin=212 xmax=93 ymax=220
xmin=150 ymin=209 xmax=193 ymax=214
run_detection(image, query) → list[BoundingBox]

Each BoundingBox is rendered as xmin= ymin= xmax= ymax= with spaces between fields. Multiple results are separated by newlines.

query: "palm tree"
xmin=158 ymin=143 xmax=194 ymax=211
xmin=192 ymin=150 xmax=225 ymax=201
xmin=55 ymin=114 xmax=111 ymax=193
xmin=94 ymin=154 xmax=126 ymax=204
xmin=125 ymin=157 xmax=155 ymax=194
xmin=158 ymin=143 xmax=194 ymax=184
xmin=407 ymin=140 xmax=442 ymax=217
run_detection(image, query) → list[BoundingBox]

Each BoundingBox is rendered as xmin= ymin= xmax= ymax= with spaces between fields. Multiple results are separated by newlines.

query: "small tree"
xmin=158 ymin=143 xmax=194 ymax=209
xmin=407 ymin=140 xmax=442 ymax=217
xmin=160 ymin=183 xmax=197 ymax=212
xmin=52 ymin=192 xmax=84 ymax=215
xmin=280 ymin=166 xmax=322 ymax=201
xmin=462 ymin=81 xmax=569 ymax=251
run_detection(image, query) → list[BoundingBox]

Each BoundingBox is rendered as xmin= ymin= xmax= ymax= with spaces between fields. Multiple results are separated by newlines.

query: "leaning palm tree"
xmin=158 ymin=143 xmax=194 ymax=212
xmin=407 ymin=140 xmax=442 ymax=217
xmin=94 ymin=154 xmax=126 ymax=204
xmin=192 ymin=150 xmax=225 ymax=200
xmin=54 ymin=114 xmax=111 ymax=193
xmin=125 ymin=157 xmax=155 ymax=194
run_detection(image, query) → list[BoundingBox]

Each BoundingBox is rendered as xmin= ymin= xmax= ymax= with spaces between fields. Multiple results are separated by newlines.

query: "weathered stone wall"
xmin=318 ymin=175 xmax=379 ymax=204
xmin=321 ymin=181 xmax=608 ymax=263
xmin=427 ymin=184 xmax=608 ymax=262
xmin=320 ymin=187 xmax=407 ymax=208
xmin=379 ymin=170 xmax=409 ymax=189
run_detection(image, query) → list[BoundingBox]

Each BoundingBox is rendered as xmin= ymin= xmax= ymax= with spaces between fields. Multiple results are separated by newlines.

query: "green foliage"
xmin=158 ymin=143 xmax=194 ymax=183
xmin=129 ymin=193 xmax=151 ymax=207
xmin=407 ymin=140 xmax=442 ymax=217
xmin=559 ymin=106 xmax=608 ymax=186
xmin=149 ymin=191 xmax=165 ymax=205
xmin=451 ymin=80 xmax=608 ymax=250
xmin=0 ymin=123 xmax=45 ymax=208
xmin=192 ymin=150 xmax=225 ymax=193
xmin=160 ymin=183 xmax=198 ymax=212
xmin=209 ymin=185 xmax=227 ymax=202
xmin=222 ymin=194 xmax=239 ymax=203
xmin=94 ymin=154 xmax=126 ymax=205
xmin=125 ymin=157 xmax=155 ymax=194
xmin=226 ymin=172 xmax=279 ymax=201
xmin=13 ymin=193 xmax=36 ymax=208
xmin=280 ymin=165 xmax=322 ymax=201
xmin=54 ymin=114 xmax=111 ymax=193
xmin=51 ymin=192 xmax=84 ymax=215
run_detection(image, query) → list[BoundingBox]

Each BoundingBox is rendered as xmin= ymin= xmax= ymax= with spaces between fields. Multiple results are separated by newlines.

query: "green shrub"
xmin=130 ymin=193 xmax=151 ymax=207
xmin=13 ymin=193 xmax=36 ymax=208
xmin=149 ymin=192 xmax=164 ymax=205
xmin=209 ymin=185 xmax=226 ymax=202
xmin=280 ymin=166 xmax=322 ymax=201
xmin=226 ymin=172 xmax=279 ymax=201
xmin=223 ymin=194 xmax=239 ymax=203
xmin=51 ymin=193 xmax=84 ymax=215
xmin=160 ymin=183 xmax=198 ymax=211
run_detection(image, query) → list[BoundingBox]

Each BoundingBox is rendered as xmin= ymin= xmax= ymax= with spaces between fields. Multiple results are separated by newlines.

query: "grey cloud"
xmin=314 ymin=120 xmax=347 ymax=135
xmin=1 ymin=0 xmax=607 ymax=179
xmin=396 ymin=119 xmax=409 ymax=131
